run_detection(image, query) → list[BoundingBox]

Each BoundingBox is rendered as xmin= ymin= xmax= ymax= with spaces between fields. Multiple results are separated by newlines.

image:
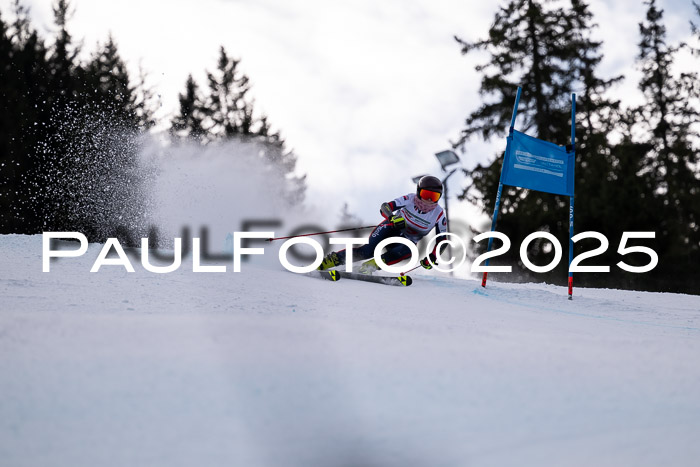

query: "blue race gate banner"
xmin=481 ymin=86 xmax=577 ymax=299
xmin=501 ymin=130 xmax=575 ymax=197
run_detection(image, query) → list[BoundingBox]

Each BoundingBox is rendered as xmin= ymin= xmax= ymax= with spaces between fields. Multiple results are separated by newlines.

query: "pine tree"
xmin=455 ymin=0 xmax=623 ymax=285
xmin=204 ymin=46 xmax=251 ymax=139
xmin=565 ymin=0 xmax=623 ymax=140
xmin=555 ymin=0 xmax=656 ymax=289
xmin=132 ymin=64 xmax=157 ymax=130
xmin=0 ymin=1 xmax=53 ymax=233
xmin=454 ymin=0 xmax=574 ymax=145
xmin=28 ymin=2 xmax=157 ymax=241
xmin=170 ymin=47 xmax=307 ymax=205
xmin=171 ymin=74 xmax=206 ymax=140
xmin=0 ymin=8 xmax=21 ymax=231
xmin=2 ymin=0 xmax=308 ymax=238
xmin=86 ymin=34 xmax=136 ymax=119
xmin=47 ymin=0 xmax=80 ymax=101
xmin=690 ymin=1 xmax=700 ymax=53
xmin=629 ymin=0 xmax=700 ymax=290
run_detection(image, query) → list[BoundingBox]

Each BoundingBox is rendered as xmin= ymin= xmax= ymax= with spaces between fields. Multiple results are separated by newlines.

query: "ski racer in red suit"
xmin=318 ymin=175 xmax=448 ymax=274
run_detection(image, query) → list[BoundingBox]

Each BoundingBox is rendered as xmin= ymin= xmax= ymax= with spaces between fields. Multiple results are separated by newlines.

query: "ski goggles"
xmin=418 ymin=189 xmax=442 ymax=202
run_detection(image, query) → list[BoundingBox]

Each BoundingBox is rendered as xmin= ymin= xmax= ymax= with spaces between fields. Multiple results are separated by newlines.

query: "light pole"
xmin=441 ymin=167 xmax=458 ymax=233
xmin=434 ymin=150 xmax=461 ymax=234
xmin=412 ymin=150 xmax=461 ymax=271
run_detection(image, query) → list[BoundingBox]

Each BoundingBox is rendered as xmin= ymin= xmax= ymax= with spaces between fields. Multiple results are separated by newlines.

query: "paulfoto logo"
xmin=42 ymin=230 xmax=658 ymax=275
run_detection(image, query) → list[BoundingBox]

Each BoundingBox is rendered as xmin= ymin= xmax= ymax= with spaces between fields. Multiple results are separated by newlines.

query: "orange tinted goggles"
xmin=418 ymin=189 xmax=441 ymax=202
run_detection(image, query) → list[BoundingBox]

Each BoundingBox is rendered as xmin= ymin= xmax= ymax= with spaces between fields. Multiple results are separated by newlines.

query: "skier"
xmin=319 ymin=175 xmax=448 ymax=274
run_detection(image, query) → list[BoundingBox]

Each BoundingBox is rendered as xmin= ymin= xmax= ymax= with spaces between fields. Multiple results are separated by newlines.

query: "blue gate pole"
xmin=568 ymin=196 xmax=574 ymax=299
xmin=568 ymin=93 xmax=576 ymax=300
xmin=482 ymin=87 xmax=521 ymax=288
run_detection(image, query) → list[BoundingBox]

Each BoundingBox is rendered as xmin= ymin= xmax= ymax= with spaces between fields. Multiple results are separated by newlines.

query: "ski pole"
xmin=266 ymin=225 xmax=378 ymax=242
xmin=400 ymin=265 xmax=422 ymax=276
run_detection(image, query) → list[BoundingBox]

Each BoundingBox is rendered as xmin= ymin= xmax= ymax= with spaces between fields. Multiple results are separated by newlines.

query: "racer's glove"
xmin=420 ymin=253 xmax=437 ymax=270
xmin=390 ymin=215 xmax=406 ymax=230
xmin=379 ymin=202 xmax=393 ymax=220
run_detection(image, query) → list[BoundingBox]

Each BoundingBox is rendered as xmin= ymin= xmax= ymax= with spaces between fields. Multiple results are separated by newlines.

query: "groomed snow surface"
xmin=1 ymin=234 xmax=699 ymax=467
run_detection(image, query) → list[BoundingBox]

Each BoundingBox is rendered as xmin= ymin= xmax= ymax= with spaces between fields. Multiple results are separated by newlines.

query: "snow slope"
xmin=1 ymin=234 xmax=699 ymax=467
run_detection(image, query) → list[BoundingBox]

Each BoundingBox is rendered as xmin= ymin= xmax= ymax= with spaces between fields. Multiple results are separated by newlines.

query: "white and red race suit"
xmin=335 ymin=192 xmax=449 ymax=266
xmin=388 ymin=192 xmax=447 ymax=248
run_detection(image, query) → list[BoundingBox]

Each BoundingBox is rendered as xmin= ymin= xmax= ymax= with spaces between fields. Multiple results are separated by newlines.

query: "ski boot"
xmin=358 ymin=258 xmax=379 ymax=275
xmin=318 ymin=252 xmax=343 ymax=270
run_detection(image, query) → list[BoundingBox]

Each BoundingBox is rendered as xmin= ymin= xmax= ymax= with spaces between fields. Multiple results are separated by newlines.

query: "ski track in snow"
xmin=1 ymin=234 xmax=699 ymax=467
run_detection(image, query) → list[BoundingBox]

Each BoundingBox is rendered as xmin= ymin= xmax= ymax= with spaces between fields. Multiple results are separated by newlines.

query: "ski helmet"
xmin=416 ymin=175 xmax=443 ymax=202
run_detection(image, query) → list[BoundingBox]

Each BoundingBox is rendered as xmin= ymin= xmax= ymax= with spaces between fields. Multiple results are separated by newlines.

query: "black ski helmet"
xmin=416 ymin=175 xmax=443 ymax=199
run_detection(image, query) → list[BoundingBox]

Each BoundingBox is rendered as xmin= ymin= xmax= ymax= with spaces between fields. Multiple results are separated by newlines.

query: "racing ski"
xmin=303 ymin=270 xmax=412 ymax=286
xmin=337 ymin=271 xmax=412 ymax=287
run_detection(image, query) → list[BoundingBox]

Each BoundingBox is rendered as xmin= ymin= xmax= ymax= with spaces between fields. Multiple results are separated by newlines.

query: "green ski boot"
xmin=318 ymin=252 xmax=342 ymax=270
xmin=358 ymin=258 xmax=379 ymax=275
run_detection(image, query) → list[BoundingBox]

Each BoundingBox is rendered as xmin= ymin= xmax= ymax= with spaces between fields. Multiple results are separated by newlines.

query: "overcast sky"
xmin=4 ymin=0 xmax=698 ymax=224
